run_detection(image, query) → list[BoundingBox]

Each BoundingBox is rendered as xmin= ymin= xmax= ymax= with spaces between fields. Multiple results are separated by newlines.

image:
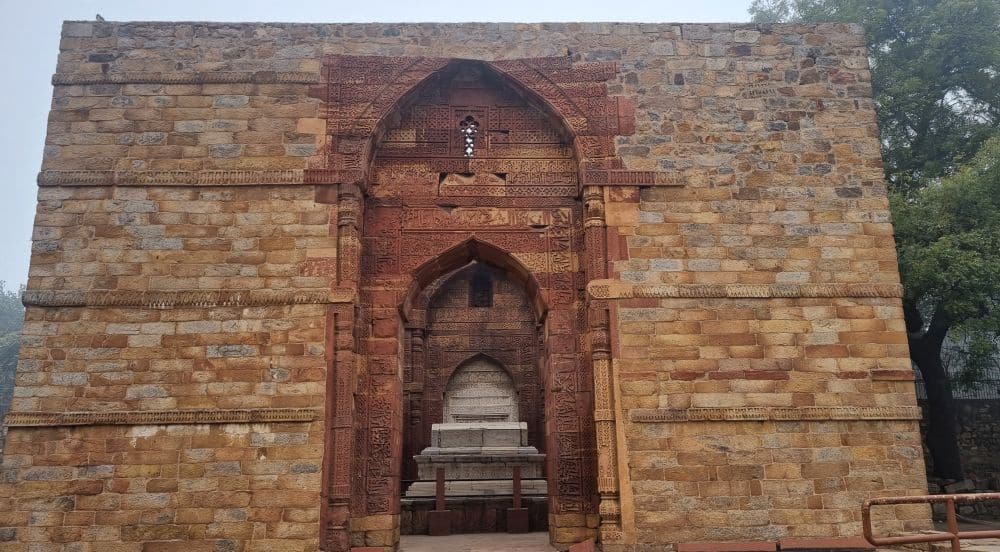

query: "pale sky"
xmin=0 ymin=0 xmax=751 ymax=288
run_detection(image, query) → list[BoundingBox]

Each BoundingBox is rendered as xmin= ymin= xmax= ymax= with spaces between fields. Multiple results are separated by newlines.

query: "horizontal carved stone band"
xmin=581 ymin=170 xmax=681 ymax=186
xmin=51 ymin=71 xmax=320 ymax=86
xmin=587 ymin=280 xmax=904 ymax=300
xmin=5 ymin=408 xmax=322 ymax=427
xmin=37 ymin=170 xmax=318 ymax=187
xmin=630 ymin=406 xmax=922 ymax=423
xmin=22 ymin=289 xmax=355 ymax=309
xmin=39 ymin=170 xmax=682 ymax=189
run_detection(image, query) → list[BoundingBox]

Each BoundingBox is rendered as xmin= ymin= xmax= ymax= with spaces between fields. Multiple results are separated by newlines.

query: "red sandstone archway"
xmin=313 ymin=55 xmax=634 ymax=550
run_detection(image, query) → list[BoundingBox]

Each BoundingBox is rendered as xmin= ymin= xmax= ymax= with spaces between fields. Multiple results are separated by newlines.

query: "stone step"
xmin=399 ymin=532 xmax=557 ymax=551
xmin=405 ymin=478 xmax=548 ymax=497
xmin=676 ymin=537 xmax=875 ymax=552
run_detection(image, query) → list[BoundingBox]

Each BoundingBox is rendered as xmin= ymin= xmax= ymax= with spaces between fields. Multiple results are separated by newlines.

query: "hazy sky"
xmin=0 ymin=0 xmax=751 ymax=288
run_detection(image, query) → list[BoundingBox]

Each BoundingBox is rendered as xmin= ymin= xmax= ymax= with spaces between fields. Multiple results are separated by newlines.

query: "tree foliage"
xmin=892 ymin=137 xmax=1000 ymax=477
xmin=0 ymin=281 xmax=23 ymax=421
xmin=893 ymin=137 xmax=1000 ymax=361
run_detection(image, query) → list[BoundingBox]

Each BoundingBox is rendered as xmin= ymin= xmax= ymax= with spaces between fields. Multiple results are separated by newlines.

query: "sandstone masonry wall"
xmin=0 ymin=20 xmax=930 ymax=551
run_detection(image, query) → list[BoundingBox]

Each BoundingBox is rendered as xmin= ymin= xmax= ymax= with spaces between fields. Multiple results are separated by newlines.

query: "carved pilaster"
xmin=322 ymin=307 xmax=357 ymax=551
xmin=403 ymin=326 xmax=427 ymax=482
xmin=583 ymin=185 xmax=605 ymax=228
xmin=323 ymin=182 xmax=364 ymax=551
xmin=411 ymin=328 xmax=425 ymax=387
xmin=337 ymin=184 xmax=361 ymax=287
xmin=582 ymin=185 xmax=623 ymax=541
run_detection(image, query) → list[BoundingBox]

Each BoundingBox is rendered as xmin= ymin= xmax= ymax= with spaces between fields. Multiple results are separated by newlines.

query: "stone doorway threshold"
xmin=400 ymin=532 xmax=557 ymax=551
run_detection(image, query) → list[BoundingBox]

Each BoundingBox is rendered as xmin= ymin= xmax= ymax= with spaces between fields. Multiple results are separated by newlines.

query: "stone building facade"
xmin=0 ymin=20 xmax=930 ymax=551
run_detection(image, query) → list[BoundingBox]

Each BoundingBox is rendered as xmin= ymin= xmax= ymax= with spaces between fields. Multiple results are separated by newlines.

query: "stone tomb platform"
xmin=405 ymin=422 xmax=547 ymax=497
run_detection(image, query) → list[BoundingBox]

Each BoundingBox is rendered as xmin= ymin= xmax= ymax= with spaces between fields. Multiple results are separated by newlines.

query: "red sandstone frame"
xmin=304 ymin=54 xmax=676 ymax=550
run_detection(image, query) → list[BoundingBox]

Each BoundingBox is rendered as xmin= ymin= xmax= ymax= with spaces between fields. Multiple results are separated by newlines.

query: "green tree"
xmin=750 ymin=0 xmax=1000 ymax=478
xmin=892 ymin=138 xmax=1000 ymax=478
xmin=0 ymin=281 xmax=23 ymax=422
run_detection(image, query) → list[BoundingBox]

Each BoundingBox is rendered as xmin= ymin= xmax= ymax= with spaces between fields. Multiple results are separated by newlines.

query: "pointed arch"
xmin=366 ymin=59 xmax=582 ymax=170
xmin=442 ymin=353 xmax=520 ymax=424
xmin=400 ymin=237 xmax=547 ymax=324
xmin=307 ymin=53 xmax=657 ymax=193
xmin=445 ymin=351 xmax=518 ymax=388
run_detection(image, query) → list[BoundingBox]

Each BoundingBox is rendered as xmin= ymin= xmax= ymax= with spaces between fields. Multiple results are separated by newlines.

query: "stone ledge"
xmin=37 ymin=169 xmax=315 ymax=187
xmin=51 ymin=71 xmax=320 ymax=86
xmin=629 ymin=405 xmax=922 ymax=423
xmin=22 ymin=288 xmax=355 ymax=309
xmin=588 ymin=280 xmax=904 ymax=299
xmin=779 ymin=538 xmax=874 ymax=552
xmin=678 ymin=542 xmax=777 ymax=552
xmin=4 ymin=408 xmax=322 ymax=427
xmin=676 ymin=538 xmax=874 ymax=552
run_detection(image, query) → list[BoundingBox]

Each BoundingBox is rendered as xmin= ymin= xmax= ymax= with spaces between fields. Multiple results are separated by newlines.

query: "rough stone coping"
xmin=779 ymin=538 xmax=875 ymax=552
xmin=677 ymin=538 xmax=876 ymax=552
xmin=678 ymin=543 xmax=777 ymax=552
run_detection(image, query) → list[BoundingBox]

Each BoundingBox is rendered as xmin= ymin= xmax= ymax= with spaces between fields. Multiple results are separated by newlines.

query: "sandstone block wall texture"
xmin=0 ymin=20 xmax=930 ymax=551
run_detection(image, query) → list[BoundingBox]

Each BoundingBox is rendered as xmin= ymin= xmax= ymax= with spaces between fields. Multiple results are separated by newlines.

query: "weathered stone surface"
xmin=0 ymin=18 xmax=930 ymax=552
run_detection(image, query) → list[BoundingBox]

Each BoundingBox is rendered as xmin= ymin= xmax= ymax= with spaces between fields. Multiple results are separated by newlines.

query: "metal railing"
xmin=863 ymin=493 xmax=1000 ymax=552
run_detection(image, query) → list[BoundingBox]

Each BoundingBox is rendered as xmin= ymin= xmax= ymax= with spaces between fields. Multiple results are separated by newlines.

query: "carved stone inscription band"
xmin=21 ymin=289 xmax=355 ymax=309
xmin=5 ymin=408 xmax=322 ymax=427
xmin=630 ymin=406 xmax=922 ymax=423
xmin=51 ymin=71 xmax=321 ymax=86
xmin=588 ymin=280 xmax=904 ymax=300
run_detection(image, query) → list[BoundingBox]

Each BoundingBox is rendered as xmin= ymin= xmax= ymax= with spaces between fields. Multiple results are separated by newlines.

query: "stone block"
xmin=677 ymin=543 xmax=776 ymax=552
xmin=778 ymin=538 xmax=874 ymax=552
xmin=427 ymin=510 xmax=451 ymax=536
xmin=942 ymin=479 xmax=975 ymax=493
xmin=507 ymin=507 xmax=530 ymax=533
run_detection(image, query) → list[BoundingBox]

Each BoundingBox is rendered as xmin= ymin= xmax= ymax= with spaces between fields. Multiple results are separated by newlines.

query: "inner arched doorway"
xmin=349 ymin=59 xmax=599 ymax=548
xmin=400 ymin=260 xmax=549 ymax=533
xmin=403 ymin=261 xmax=545 ymax=478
